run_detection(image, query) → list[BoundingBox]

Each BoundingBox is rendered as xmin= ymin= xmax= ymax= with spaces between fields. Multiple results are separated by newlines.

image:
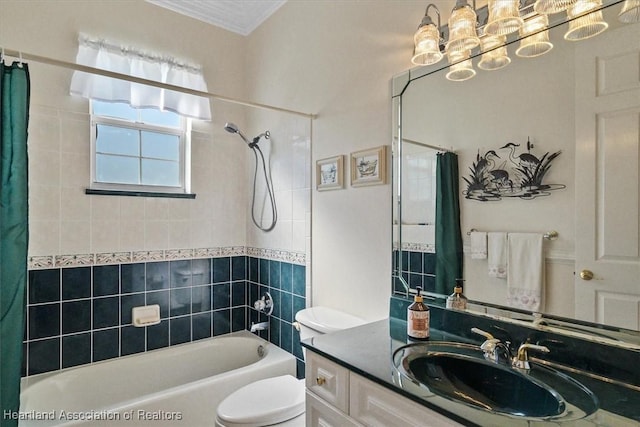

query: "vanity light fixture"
xmin=564 ymin=0 xmax=609 ymax=41
xmin=411 ymin=4 xmax=444 ymax=66
xmin=446 ymin=49 xmax=477 ymax=81
xmin=446 ymin=0 xmax=481 ymax=53
xmin=618 ymin=0 xmax=640 ymax=23
xmin=485 ymin=0 xmax=524 ymax=36
xmin=516 ymin=14 xmax=554 ymax=57
xmin=478 ymin=35 xmax=511 ymax=70
xmin=410 ymin=0 xmax=634 ymax=80
xmin=533 ymin=0 xmax=578 ymax=14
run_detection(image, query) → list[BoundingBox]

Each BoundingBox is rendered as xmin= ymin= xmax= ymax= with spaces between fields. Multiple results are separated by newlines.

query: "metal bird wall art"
xmin=463 ymin=138 xmax=565 ymax=201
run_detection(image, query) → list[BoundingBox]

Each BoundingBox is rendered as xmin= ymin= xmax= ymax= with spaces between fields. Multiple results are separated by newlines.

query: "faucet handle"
xmin=471 ymin=327 xmax=495 ymax=340
xmin=513 ymin=343 xmax=550 ymax=370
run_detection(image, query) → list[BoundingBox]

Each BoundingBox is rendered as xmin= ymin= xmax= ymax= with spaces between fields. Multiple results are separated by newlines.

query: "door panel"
xmin=575 ymin=21 xmax=640 ymax=330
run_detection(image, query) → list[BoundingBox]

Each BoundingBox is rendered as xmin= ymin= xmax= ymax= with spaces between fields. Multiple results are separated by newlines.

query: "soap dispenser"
xmin=446 ymin=279 xmax=468 ymax=310
xmin=407 ymin=286 xmax=430 ymax=340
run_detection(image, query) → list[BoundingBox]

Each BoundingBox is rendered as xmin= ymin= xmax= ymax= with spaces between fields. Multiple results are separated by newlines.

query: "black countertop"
xmin=301 ymin=318 xmax=640 ymax=426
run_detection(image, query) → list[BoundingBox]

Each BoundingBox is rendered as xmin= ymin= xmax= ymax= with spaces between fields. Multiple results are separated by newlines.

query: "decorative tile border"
xmin=393 ymin=242 xmax=436 ymax=253
xmin=55 ymin=253 xmax=94 ymax=267
xmin=95 ymin=252 xmax=132 ymax=265
xmin=132 ymin=250 xmax=165 ymax=263
xmin=246 ymin=247 xmax=306 ymax=265
xmin=28 ymin=246 xmax=306 ymax=269
xmin=28 ymin=256 xmax=55 ymax=269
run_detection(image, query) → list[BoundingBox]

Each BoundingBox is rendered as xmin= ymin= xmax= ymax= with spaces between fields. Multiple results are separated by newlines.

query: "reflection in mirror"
xmin=392 ymin=0 xmax=640 ymax=345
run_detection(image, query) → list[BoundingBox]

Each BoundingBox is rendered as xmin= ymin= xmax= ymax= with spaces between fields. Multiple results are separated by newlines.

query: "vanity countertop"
xmin=301 ymin=318 xmax=640 ymax=426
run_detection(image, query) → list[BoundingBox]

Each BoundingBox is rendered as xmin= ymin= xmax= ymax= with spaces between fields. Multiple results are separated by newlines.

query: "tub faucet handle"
xmin=254 ymin=292 xmax=274 ymax=316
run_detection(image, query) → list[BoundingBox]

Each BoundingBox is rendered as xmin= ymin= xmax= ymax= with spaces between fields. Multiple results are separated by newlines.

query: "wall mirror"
xmin=392 ymin=0 xmax=640 ymax=347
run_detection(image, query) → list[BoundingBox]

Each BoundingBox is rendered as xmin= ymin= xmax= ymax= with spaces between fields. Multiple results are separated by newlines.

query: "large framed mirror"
xmin=392 ymin=0 xmax=640 ymax=346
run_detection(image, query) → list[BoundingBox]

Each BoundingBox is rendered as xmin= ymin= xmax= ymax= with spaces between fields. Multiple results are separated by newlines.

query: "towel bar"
xmin=467 ymin=229 xmax=558 ymax=241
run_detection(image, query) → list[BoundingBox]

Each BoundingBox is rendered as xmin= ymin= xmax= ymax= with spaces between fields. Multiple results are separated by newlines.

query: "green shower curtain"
xmin=435 ymin=152 xmax=463 ymax=295
xmin=0 ymin=62 xmax=30 ymax=427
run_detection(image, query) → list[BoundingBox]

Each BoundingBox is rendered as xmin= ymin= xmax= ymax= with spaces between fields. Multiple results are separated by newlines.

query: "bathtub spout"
xmin=250 ymin=322 xmax=269 ymax=333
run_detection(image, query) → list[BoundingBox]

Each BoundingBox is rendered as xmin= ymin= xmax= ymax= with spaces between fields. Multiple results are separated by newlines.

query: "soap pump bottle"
xmin=446 ymin=279 xmax=468 ymax=310
xmin=407 ymin=286 xmax=430 ymax=340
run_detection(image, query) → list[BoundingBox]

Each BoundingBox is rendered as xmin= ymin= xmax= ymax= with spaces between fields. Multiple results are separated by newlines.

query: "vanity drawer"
xmin=349 ymin=372 xmax=463 ymax=427
xmin=306 ymin=391 xmax=363 ymax=427
xmin=305 ymin=351 xmax=350 ymax=413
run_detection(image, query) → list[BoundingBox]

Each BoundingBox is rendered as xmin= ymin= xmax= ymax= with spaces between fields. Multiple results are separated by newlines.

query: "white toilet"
xmin=215 ymin=306 xmax=366 ymax=427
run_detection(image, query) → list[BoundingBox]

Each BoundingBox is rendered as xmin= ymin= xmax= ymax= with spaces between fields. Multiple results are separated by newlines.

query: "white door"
xmin=574 ymin=21 xmax=640 ymax=330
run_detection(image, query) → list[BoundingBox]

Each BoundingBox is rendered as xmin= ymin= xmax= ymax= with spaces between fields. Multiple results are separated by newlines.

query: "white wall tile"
xmin=292 ymin=220 xmax=306 ymax=252
xmin=168 ymin=198 xmax=191 ymax=221
xmin=119 ymin=220 xmax=145 ymax=252
xmin=169 ymin=220 xmax=192 ymax=249
xmin=29 ymin=220 xmax=60 ymax=256
xmin=28 ymin=107 xmax=60 ymax=150
xmin=29 ymin=148 xmax=60 ymax=187
xmin=145 ymin=220 xmax=170 ymax=249
xmin=120 ymin=197 xmax=145 ymax=220
xmin=190 ymin=220 xmax=213 ymax=248
xmin=61 ymin=187 xmax=90 ymax=221
xmin=60 ymin=221 xmax=90 ymax=254
xmin=29 ymin=185 xmax=60 ymax=221
xmin=59 ymin=112 xmax=90 ymax=154
xmin=91 ymin=196 xmax=120 ymax=221
xmin=60 ymin=152 xmax=89 ymax=188
xmin=275 ymin=189 xmax=293 ymax=222
xmin=91 ymin=220 xmax=120 ymax=253
xmin=145 ymin=198 xmax=169 ymax=221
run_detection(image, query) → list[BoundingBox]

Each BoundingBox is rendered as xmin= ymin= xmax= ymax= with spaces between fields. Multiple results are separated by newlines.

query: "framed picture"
xmin=350 ymin=146 xmax=387 ymax=187
xmin=316 ymin=155 xmax=344 ymax=191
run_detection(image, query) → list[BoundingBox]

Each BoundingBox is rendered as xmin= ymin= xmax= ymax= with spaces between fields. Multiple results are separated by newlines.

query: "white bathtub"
xmin=19 ymin=331 xmax=296 ymax=427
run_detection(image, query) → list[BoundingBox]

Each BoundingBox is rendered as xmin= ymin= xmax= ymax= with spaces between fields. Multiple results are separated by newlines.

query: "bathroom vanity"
xmin=301 ymin=304 xmax=640 ymax=427
xmin=305 ymin=350 xmax=460 ymax=426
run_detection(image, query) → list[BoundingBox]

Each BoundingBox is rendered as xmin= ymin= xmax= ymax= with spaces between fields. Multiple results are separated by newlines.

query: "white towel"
xmin=488 ymin=232 xmax=507 ymax=279
xmin=470 ymin=232 xmax=487 ymax=259
xmin=507 ymin=233 xmax=544 ymax=311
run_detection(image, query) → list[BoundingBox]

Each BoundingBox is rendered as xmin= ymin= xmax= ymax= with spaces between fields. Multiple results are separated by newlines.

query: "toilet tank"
xmin=294 ymin=306 xmax=366 ymax=341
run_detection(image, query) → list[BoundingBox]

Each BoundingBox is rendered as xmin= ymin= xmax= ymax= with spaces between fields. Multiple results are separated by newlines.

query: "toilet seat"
xmin=216 ymin=375 xmax=305 ymax=427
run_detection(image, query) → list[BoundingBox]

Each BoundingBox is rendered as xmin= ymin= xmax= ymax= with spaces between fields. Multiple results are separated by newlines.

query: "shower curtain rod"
xmin=396 ymin=136 xmax=454 ymax=153
xmin=2 ymin=48 xmax=317 ymax=120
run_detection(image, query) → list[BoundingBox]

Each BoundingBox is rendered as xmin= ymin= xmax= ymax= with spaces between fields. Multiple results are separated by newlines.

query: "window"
xmin=90 ymin=100 xmax=192 ymax=196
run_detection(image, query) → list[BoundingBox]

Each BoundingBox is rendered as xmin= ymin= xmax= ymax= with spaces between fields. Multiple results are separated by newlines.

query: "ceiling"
xmin=146 ymin=0 xmax=287 ymax=36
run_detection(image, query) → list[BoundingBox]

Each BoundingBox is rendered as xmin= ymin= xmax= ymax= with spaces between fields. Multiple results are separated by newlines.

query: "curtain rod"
xmin=2 ymin=48 xmax=316 ymax=120
xmin=394 ymin=136 xmax=453 ymax=153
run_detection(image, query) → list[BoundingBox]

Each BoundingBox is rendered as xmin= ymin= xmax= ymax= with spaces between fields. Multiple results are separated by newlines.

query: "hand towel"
xmin=507 ymin=233 xmax=544 ymax=311
xmin=487 ymin=232 xmax=507 ymax=279
xmin=470 ymin=231 xmax=487 ymax=259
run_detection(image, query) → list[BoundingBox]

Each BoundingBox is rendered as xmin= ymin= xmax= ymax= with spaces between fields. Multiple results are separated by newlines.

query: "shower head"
xmin=224 ymin=122 xmax=270 ymax=146
xmin=224 ymin=122 xmax=239 ymax=134
xmin=224 ymin=122 xmax=251 ymax=145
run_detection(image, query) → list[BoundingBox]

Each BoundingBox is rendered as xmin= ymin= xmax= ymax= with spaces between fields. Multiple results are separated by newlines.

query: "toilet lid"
xmin=216 ymin=375 xmax=305 ymax=427
xmin=294 ymin=306 xmax=365 ymax=334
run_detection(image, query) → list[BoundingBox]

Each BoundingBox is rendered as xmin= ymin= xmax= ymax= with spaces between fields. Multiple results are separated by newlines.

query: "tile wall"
xmin=393 ymin=249 xmax=436 ymax=295
xmin=24 ymin=252 xmax=306 ymax=378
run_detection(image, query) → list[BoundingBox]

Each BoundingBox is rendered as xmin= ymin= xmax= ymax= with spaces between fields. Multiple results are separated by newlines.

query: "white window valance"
xmin=70 ymin=34 xmax=211 ymax=121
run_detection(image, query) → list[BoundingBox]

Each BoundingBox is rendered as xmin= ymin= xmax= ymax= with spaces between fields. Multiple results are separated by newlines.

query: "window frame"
xmin=89 ymin=100 xmax=192 ymax=196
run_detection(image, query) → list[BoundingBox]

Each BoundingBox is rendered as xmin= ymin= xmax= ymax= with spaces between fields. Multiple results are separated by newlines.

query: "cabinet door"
xmin=306 ymin=391 xmax=363 ymax=427
xmin=305 ymin=351 xmax=350 ymax=413
xmin=349 ymin=373 xmax=463 ymax=427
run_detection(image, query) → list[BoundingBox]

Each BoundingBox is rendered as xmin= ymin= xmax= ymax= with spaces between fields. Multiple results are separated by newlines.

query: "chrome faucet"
xmin=471 ymin=327 xmax=551 ymax=371
xmin=250 ymin=321 xmax=269 ymax=333
xmin=512 ymin=343 xmax=550 ymax=370
xmin=471 ymin=328 xmax=512 ymax=364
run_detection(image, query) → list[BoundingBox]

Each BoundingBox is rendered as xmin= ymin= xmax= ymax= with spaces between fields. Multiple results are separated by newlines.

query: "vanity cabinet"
xmin=305 ymin=351 xmax=463 ymax=427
